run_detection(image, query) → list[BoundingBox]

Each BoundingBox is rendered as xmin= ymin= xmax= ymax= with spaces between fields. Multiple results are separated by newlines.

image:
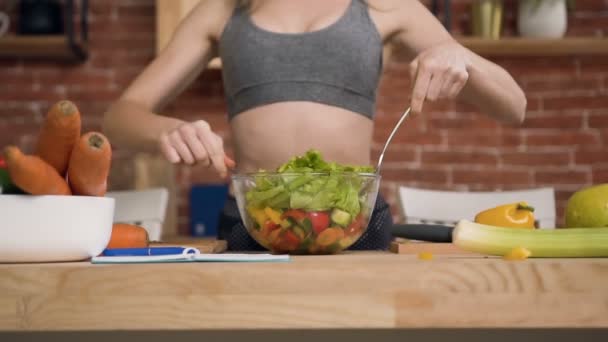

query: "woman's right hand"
xmin=158 ymin=120 xmax=235 ymax=179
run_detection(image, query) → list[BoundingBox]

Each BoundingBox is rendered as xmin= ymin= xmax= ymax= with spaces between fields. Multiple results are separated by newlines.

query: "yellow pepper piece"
xmin=417 ymin=251 xmax=434 ymax=261
xmin=474 ymin=202 xmax=536 ymax=229
xmin=248 ymin=206 xmax=268 ymax=228
xmin=264 ymin=207 xmax=283 ymax=225
xmin=503 ymin=246 xmax=532 ymax=261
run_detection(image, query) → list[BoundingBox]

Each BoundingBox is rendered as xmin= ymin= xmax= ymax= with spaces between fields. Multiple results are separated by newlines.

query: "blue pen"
xmin=102 ymin=247 xmax=199 ymax=256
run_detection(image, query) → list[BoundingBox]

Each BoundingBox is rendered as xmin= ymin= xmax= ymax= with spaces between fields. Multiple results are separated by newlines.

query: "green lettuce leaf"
xmin=244 ymin=149 xmax=375 ymax=217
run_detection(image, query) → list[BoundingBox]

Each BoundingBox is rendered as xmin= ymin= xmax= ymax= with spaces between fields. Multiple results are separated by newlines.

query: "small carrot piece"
xmin=107 ymin=223 xmax=149 ymax=249
xmin=3 ymin=146 xmax=71 ymax=195
xmin=35 ymin=100 xmax=82 ymax=176
xmin=316 ymin=227 xmax=345 ymax=247
xmin=67 ymin=132 xmax=112 ymax=196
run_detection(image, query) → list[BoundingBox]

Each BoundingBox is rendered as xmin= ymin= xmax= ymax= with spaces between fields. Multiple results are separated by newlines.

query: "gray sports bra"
xmin=218 ymin=0 xmax=383 ymax=120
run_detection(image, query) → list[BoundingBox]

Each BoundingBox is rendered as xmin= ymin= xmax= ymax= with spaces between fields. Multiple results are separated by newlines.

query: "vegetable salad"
xmin=241 ymin=150 xmax=378 ymax=254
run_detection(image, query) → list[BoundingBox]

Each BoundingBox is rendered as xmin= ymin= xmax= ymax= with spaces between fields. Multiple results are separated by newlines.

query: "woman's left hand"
xmin=409 ymin=40 xmax=472 ymax=114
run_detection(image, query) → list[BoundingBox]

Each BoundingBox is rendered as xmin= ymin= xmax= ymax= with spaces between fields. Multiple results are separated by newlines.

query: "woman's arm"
xmin=103 ymin=0 xmax=235 ymax=177
xmin=379 ymin=0 xmax=526 ymax=124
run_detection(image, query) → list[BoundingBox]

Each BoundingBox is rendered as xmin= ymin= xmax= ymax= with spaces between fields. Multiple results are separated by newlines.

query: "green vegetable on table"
xmin=453 ymin=220 xmax=608 ymax=258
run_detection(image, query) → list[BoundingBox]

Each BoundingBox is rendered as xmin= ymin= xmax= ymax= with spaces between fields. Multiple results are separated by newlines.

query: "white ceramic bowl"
xmin=0 ymin=194 xmax=115 ymax=263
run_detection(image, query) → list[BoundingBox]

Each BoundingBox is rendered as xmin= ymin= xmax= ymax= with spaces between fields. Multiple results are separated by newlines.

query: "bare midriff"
xmin=229 ymin=101 xmax=374 ymax=173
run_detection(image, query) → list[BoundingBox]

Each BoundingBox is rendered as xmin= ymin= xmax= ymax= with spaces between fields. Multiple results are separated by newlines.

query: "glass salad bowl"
xmin=231 ymin=171 xmax=380 ymax=254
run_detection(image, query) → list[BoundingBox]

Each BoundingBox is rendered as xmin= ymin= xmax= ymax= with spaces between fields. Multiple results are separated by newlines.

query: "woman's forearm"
xmin=460 ymin=51 xmax=527 ymax=124
xmin=102 ymin=99 xmax=184 ymax=153
xmin=384 ymin=0 xmax=527 ymax=124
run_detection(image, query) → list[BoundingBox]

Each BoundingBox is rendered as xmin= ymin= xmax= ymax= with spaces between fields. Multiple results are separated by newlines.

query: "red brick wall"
xmin=1 ymin=0 xmax=607 ymax=232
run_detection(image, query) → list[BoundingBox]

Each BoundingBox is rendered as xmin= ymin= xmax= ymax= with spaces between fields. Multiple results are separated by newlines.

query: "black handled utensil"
xmin=391 ymin=224 xmax=454 ymax=243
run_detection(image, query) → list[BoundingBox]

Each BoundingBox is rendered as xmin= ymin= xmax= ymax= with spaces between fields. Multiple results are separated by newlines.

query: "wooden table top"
xmin=1 ymin=242 xmax=607 ymax=331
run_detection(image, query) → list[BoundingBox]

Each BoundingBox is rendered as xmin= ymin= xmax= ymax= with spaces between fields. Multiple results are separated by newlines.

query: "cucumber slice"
xmin=331 ymin=208 xmax=351 ymax=227
xmin=300 ymin=218 xmax=313 ymax=233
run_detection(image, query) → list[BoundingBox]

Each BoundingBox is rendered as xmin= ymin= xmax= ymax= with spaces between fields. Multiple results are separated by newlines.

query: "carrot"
xmin=35 ymin=100 xmax=82 ymax=176
xmin=107 ymin=223 xmax=149 ymax=249
xmin=67 ymin=132 xmax=112 ymax=196
xmin=3 ymin=146 xmax=71 ymax=195
xmin=316 ymin=227 xmax=345 ymax=247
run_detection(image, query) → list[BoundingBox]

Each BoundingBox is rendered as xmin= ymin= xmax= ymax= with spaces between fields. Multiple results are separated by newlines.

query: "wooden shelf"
xmin=458 ymin=37 xmax=608 ymax=57
xmin=0 ymin=35 xmax=88 ymax=62
xmin=203 ymin=37 xmax=608 ymax=69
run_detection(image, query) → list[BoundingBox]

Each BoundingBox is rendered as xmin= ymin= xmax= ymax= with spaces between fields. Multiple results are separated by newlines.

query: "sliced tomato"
xmin=274 ymin=230 xmax=300 ymax=252
xmin=267 ymin=228 xmax=282 ymax=244
xmin=264 ymin=220 xmax=280 ymax=231
xmin=307 ymin=211 xmax=330 ymax=234
xmin=0 ymin=158 xmax=5 ymax=169
xmin=344 ymin=214 xmax=364 ymax=236
xmin=283 ymin=230 xmax=300 ymax=247
xmin=260 ymin=220 xmax=280 ymax=239
xmin=282 ymin=209 xmax=307 ymax=221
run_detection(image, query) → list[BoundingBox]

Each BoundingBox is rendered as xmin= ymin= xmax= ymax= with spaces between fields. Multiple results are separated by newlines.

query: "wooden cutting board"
xmin=154 ymin=236 xmax=477 ymax=256
xmin=390 ymin=239 xmax=479 ymax=256
xmin=154 ymin=237 xmax=474 ymax=256
xmin=151 ymin=237 xmax=227 ymax=253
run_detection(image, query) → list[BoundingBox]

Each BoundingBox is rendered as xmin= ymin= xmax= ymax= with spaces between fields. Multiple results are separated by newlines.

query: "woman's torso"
xmin=210 ymin=0 xmax=400 ymax=172
xmin=231 ymin=102 xmax=374 ymax=172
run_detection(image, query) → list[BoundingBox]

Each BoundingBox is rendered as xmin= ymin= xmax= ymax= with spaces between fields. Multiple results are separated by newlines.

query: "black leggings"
xmin=217 ymin=194 xmax=393 ymax=251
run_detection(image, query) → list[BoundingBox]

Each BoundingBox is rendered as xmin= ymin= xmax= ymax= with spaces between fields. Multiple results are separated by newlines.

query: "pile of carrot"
xmin=2 ymin=100 xmax=148 ymax=249
xmin=3 ymin=100 xmax=111 ymax=196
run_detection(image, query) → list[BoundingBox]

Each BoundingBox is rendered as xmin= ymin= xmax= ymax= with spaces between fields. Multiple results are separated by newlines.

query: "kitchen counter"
xmin=1 ymin=247 xmax=608 ymax=332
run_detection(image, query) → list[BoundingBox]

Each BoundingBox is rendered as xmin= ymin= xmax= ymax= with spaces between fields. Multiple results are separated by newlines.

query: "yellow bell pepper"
xmin=474 ymin=202 xmax=536 ymax=229
xmin=503 ymin=247 xmax=532 ymax=261
xmin=247 ymin=206 xmax=268 ymax=228
xmin=417 ymin=251 xmax=434 ymax=261
xmin=263 ymin=207 xmax=283 ymax=225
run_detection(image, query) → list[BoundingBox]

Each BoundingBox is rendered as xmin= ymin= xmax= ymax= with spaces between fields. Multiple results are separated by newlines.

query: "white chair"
xmin=397 ymin=186 xmax=556 ymax=229
xmin=105 ymin=188 xmax=169 ymax=241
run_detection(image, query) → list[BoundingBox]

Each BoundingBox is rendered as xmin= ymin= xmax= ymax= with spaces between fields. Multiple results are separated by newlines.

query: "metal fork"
xmin=376 ymin=107 xmax=412 ymax=173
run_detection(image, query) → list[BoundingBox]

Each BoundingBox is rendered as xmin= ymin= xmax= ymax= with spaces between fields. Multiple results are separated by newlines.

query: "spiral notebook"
xmin=91 ymin=247 xmax=290 ymax=264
